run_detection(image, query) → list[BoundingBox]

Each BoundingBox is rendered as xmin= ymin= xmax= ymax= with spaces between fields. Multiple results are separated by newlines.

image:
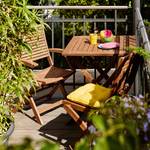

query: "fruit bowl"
xmin=100 ymin=30 xmax=114 ymax=43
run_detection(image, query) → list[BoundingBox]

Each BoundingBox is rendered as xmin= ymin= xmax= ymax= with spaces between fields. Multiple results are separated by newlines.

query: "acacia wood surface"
xmin=62 ymin=35 xmax=136 ymax=57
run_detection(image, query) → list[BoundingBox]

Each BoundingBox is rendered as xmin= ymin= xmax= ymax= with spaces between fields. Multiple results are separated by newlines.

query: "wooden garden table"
xmin=62 ymin=35 xmax=136 ymax=83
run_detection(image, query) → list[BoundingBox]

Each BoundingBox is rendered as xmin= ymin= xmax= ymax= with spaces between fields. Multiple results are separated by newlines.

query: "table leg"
xmin=65 ymin=57 xmax=94 ymax=83
xmin=80 ymin=69 xmax=94 ymax=82
xmin=89 ymin=55 xmax=119 ymax=84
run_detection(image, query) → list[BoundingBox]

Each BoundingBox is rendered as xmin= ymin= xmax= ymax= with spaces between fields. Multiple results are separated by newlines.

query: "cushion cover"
xmin=67 ymin=83 xmax=112 ymax=108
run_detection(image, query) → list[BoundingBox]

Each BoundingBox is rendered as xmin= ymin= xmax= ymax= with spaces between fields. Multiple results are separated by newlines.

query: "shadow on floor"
xmin=23 ymin=97 xmax=64 ymax=122
xmin=38 ymin=113 xmax=83 ymax=148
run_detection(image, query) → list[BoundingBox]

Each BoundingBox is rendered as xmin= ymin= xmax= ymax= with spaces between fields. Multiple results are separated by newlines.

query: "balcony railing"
xmin=28 ymin=6 xmax=129 ymax=49
xmin=135 ymin=7 xmax=150 ymax=94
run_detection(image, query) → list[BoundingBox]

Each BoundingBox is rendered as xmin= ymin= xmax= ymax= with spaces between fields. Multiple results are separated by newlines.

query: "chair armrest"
xmin=35 ymin=76 xmax=64 ymax=85
xmin=21 ymin=59 xmax=39 ymax=69
xmin=48 ymin=48 xmax=63 ymax=54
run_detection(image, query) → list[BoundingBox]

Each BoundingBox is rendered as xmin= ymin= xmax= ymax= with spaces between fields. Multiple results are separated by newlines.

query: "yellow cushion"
xmin=67 ymin=83 xmax=112 ymax=108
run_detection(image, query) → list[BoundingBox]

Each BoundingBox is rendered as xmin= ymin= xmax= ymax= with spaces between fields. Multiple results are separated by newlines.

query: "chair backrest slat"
xmin=115 ymin=35 xmax=136 ymax=50
xmin=22 ymin=25 xmax=53 ymax=65
xmin=112 ymin=54 xmax=133 ymax=95
xmin=104 ymin=53 xmax=142 ymax=95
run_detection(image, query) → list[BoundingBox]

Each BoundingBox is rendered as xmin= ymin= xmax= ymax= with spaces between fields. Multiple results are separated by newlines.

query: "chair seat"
xmin=67 ymin=83 xmax=112 ymax=108
xmin=35 ymin=66 xmax=74 ymax=85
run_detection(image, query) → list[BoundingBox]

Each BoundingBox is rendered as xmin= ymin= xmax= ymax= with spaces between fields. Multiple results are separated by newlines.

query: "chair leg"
xmin=29 ymin=97 xmax=43 ymax=125
xmin=48 ymin=84 xmax=59 ymax=98
xmin=64 ymin=104 xmax=88 ymax=132
xmin=59 ymin=83 xmax=67 ymax=98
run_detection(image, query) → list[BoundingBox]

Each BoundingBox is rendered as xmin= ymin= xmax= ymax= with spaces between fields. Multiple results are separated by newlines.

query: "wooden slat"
xmin=22 ymin=49 xmax=48 ymax=57
xmin=62 ymin=35 xmax=136 ymax=57
xmin=63 ymin=104 xmax=88 ymax=132
xmin=63 ymin=37 xmax=77 ymax=56
xmin=63 ymin=100 xmax=90 ymax=112
xmin=22 ymin=26 xmax=51 ymax=62
xmin=37 ymin=100 xmax=63 ymax=114
xmin=29 ymin=97 xmax=43 ymax=125
xmin=72 ymin=37 xmax=83 ymax=52
xmin=34 ymin=66 xmax=74 ymax=79
xmin=22 ymin=54 xmax=49 ymax=61
xmin=81 ymin=37 xmax=90 ymax=53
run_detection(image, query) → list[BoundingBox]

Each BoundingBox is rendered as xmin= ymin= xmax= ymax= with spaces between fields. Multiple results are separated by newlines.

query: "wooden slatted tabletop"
xmin=62 ymin=35 xmax=136 ymax=57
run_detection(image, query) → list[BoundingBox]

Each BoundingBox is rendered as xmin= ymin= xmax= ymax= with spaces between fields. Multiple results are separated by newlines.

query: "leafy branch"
xmin=126 ymin=47 xmax=150 ymax=60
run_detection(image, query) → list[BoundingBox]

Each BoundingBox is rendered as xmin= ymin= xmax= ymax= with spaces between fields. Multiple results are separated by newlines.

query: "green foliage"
xmin=29 ymin=0 xmax=61 ymax=5
xmin=126 ymin=47 xmax=150 ymax=60
xmin=0 ymin=0 xmax=44 ymax=135
xmin=141 ymin=0 xmax=150 ymax=7
xmin=1 ymin=93 xmax=150 ymax=150
xmin=55 ymin=0 xmax=99 ymax=36
xmin=53 ymin=0 xmax=132 ymax=37
xmin=75 ymin=115 xmax=138 ymax=150
xmin=0 ymin=138 xmax=60 ymax=150
xmin=76 ymin=95 xmax=150 ymax=150
xmin=144 ymin=20 xmax=150 ymax=27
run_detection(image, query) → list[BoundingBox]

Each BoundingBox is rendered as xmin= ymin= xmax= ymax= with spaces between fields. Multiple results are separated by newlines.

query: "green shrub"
xmin=76 ymin=95 xmax=150 ymax=150
xmin=0 ymin=0 xmax=44 ymax=136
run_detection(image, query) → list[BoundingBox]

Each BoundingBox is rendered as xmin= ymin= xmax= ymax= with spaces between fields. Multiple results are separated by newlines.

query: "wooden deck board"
xmin=9 ymin=86 xmax=83 ymax=149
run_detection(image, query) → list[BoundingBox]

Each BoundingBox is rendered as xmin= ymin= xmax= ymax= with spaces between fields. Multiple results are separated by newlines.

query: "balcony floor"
xmin=9 ymin=84 xmax=84 ymax=149
xmin=9 ymin=69 xmax=130 ymax=149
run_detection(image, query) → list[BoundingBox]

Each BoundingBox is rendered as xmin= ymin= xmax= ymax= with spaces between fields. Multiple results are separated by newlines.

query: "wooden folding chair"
xmin=21 ymin=25 xmax=74 ymax=124
xmin=62 ymin=52 xmax=143 ymax=133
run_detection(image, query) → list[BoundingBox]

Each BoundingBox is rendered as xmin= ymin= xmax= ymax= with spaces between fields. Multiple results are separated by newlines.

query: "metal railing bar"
xmin=51 ymin=19 xmax=54 ymax=48
xmin=135 ymin=7 xmax=150 ymax=95
xmin=114 ymin=10 xmax=117 ymax=34
xmin=83 ymin=15 xmax=86 ymax=35
xmin=136 ymin=8 xmax=150 ymax=51
xmin=72 ymin=15 xmax=76 ymax=88
xmin=51 ymin=17 xmax=54 ymax=61
xmin=104 ymin=15 xmax=107 ymax=29
xmin=125 ymin=15 xmax=128 ymax=34
xmin=62 ymin=15 xmax=65 ymax=49
xmin=94 ymin=15 xmax=97 ymax=31
xmin=143 ymin=40 xmax=150 ymax=46
xmin=73 ymin=15 xmax=76 ymax=36
xmin=27 ymin=5 xmax=128 ymax=10
xmin=45 ymin=18 xmax=127 ymax=23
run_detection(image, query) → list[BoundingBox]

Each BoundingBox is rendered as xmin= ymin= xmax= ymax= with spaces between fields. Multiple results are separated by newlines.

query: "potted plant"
xmin=0 ymin=0 xmax=44 ymax=143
